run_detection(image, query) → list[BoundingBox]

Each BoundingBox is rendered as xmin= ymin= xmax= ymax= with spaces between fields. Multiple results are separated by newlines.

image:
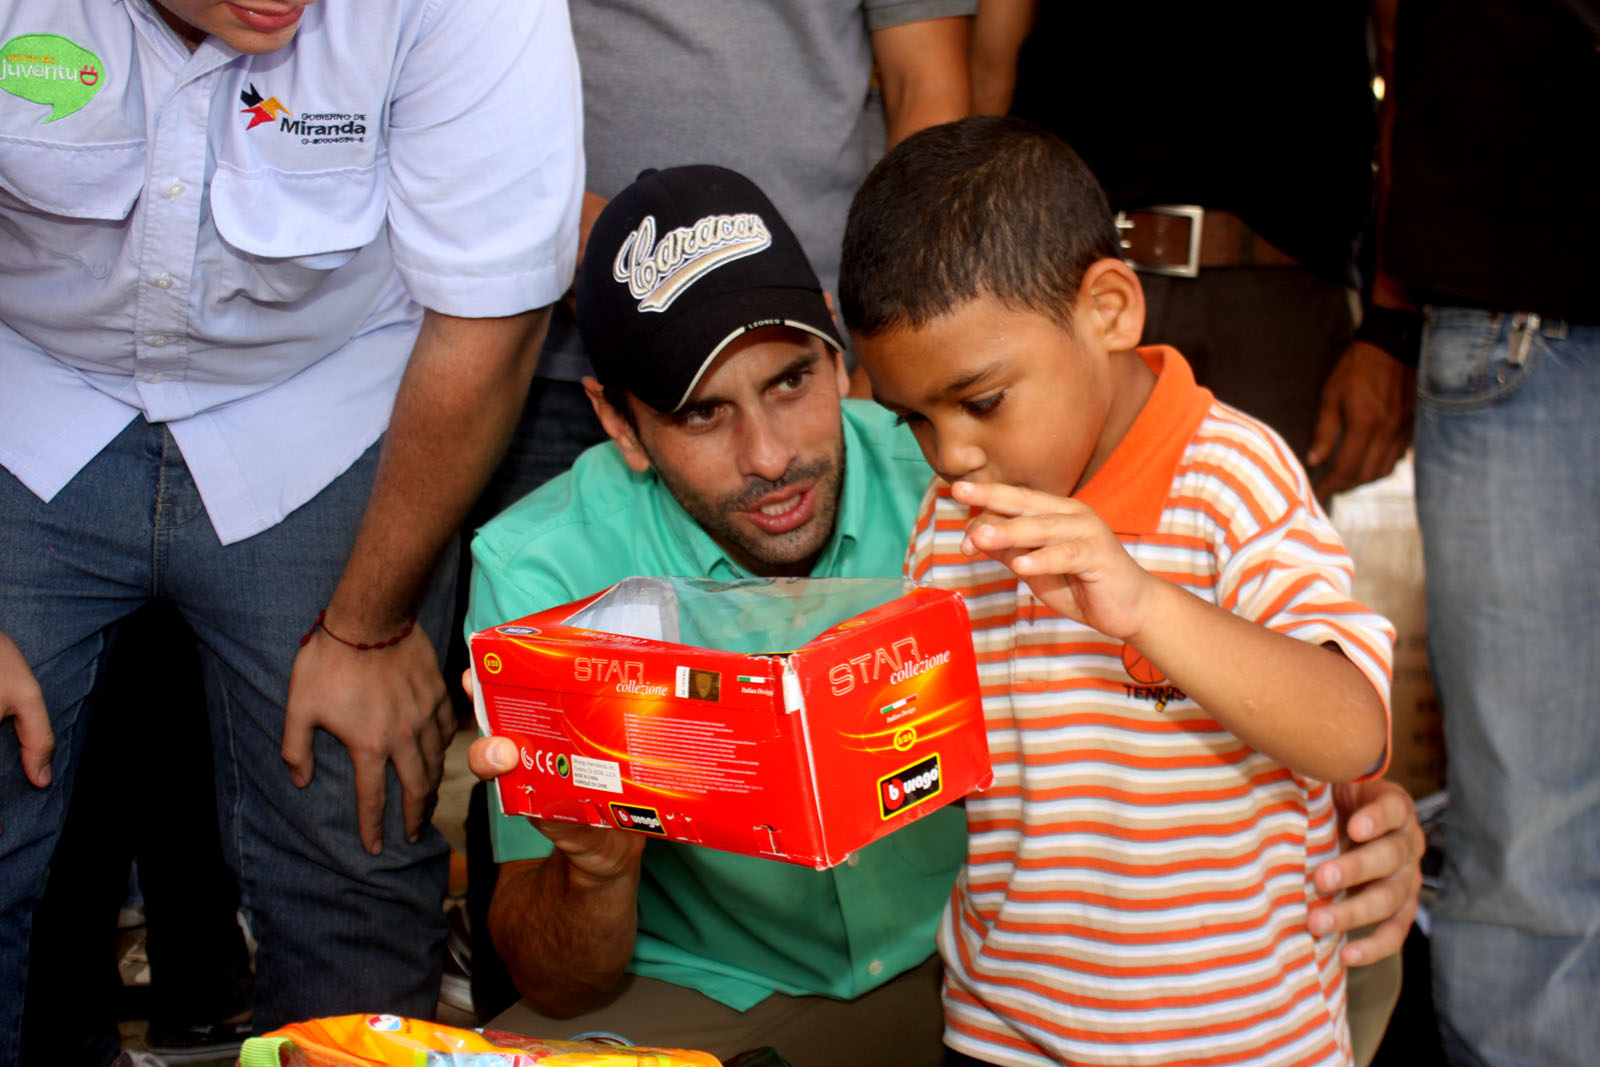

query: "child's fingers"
xmin=1009 ymin=541 xmax=1097 ymax=577
xmin=951 ymin=479 xmax=1078 ymax=518
xmin=965 ymin=512 xmax=1098 ymax=557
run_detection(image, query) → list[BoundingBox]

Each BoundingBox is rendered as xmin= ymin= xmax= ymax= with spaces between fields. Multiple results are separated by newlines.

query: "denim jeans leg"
xmin=160 ymin=431 xmax=454 ymax=1032
xmin=0 ymin=416 xmax=154 ymax=1066
xmin=1413 ymin=309 xmax=1600 ymax=1067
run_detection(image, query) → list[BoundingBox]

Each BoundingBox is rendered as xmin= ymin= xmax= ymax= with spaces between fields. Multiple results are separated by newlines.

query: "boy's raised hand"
xmin=952 ymin=480 xmax=1157 ymax=640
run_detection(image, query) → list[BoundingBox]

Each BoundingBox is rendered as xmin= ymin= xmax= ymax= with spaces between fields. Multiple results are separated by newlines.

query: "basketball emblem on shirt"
xmin=1121 ymin=644 xmax=1165 ymax=684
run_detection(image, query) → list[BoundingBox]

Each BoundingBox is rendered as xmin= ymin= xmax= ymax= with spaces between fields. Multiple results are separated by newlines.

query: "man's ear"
xmin=821 ymin=293 xmax=858 ymax=398
xmin=582 ymin=376 xmax=653 ymax=473
xmin=1078 ymin=258 xmax=1146 ymax=352
xmin=831 ymin=349 xmax=854 ymax=398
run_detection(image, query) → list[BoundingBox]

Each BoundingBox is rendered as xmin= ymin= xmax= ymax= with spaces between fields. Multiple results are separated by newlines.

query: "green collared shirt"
xmin=467 ymin=399 xmax=965 ymax=1010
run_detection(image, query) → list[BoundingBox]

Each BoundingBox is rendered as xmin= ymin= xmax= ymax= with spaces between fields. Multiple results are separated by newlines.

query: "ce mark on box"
xmin=520 ymin=747 xmax=571 ymax=778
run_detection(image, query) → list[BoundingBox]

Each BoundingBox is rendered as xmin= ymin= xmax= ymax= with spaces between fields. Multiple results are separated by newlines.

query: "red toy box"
xmin=469 ymin=576 xmax=991 ymax=868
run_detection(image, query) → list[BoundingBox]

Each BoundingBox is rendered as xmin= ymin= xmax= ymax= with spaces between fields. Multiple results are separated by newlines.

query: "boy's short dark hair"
xmin=839 ymin=116 xmax=1123 ymax=337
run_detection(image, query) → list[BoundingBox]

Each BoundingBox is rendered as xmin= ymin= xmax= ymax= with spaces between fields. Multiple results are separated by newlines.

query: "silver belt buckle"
xmin=1116 ymin=204 xmax=1204 ymax=278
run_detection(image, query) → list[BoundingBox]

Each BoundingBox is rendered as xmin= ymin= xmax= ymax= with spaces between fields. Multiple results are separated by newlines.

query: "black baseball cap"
xmin=577 ymin=165 xmax=845 ymax=414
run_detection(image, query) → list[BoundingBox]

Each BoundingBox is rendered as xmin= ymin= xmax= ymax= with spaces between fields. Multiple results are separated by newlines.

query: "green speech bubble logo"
xmin=1 ymin=34 xmax=105 ymax=123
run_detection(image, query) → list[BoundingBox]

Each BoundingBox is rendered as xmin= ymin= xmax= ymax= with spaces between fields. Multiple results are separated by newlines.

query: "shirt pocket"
xmin=207 ymin=161 xmax=387 ymax=305
xmin=0 ymin=135 xmax=145 ymax=278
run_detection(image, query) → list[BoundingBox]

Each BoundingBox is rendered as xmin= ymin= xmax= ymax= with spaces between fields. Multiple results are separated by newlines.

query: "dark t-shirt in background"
xmin=1010 ymin=3 xmax=1376 ymax=286
xmin=1385 ymin=0 xmax=1599 ymax=322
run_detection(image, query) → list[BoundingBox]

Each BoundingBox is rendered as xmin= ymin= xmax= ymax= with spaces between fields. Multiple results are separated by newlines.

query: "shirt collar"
xmin=1073 ymin=345 xmax=1212 ymax=536
xmin=655 ymin=405 xmax=869 ymax=581
xmin=125 ymin=0 xmax=246 ymax=73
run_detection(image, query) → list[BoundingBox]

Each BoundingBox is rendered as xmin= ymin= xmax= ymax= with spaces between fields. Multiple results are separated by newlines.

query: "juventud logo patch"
xmin=1 ymin=34 xmax=104 ymax=122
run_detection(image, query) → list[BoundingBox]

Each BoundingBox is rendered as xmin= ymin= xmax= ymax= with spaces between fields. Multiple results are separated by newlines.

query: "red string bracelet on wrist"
xmin=299 ymin=610 xmax=416 ymax=650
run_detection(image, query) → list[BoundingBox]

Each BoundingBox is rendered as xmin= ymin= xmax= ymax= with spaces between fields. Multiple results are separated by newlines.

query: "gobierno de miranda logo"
xmin=0 ymin=33 xmax=105 ymax=123
xmin=241 ymin=82 xmax=367 ymax=145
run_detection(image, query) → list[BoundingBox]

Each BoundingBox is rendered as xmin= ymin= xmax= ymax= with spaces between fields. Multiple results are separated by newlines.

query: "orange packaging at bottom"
xmin=239 ymin=1013 xmax=722 ymax=1067
xmin=470 ymin=576 xmax=992 ymax=869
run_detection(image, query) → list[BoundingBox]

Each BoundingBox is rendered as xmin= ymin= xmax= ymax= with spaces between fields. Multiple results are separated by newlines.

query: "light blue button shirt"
xmin=0 ymin=0 xmax=582 ymax=543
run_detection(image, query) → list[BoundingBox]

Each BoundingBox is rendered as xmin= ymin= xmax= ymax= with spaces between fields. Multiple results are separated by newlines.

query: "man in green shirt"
xmin=466 ymin=166 xmax=1423 ymax=1065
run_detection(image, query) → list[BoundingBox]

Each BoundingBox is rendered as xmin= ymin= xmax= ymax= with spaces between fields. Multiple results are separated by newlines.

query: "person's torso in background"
xmin=1385 ymin=0 xmax=1600 ymax=321
xmin=1011 ymin=2 xmax=1376 ymax=285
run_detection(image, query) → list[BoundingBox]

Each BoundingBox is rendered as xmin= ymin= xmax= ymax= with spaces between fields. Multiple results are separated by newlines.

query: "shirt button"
xmin=153 ymin=274 xmax=173 ymax=289
xmin=165 ymin=180 xmax=184 ymax=198
xmin=845 ymin=853 xmax=861 ymax=868
xmin=147 ymin=335 xmax=169 ymax=347
xmin=867 ymin=959 xmax=884 ymax=976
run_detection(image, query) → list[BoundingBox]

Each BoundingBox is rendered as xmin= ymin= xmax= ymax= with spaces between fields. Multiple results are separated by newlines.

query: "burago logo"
xmin=878 ymin=754 xmax=942 ymax=819
xmin=0 ymin=34 xmax=105 ymax=123
xmin=610 ymin=802 xmax=667 ymax=836
xmin=240 ymin=82 xmax=291 ymax=129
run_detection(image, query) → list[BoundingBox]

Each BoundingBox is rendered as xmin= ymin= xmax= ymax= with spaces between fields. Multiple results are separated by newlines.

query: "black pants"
xmin=1141 ymin=265 xmax=1356 ymax=463
xmin=21 ymin=602 xmax=251 ymax=1066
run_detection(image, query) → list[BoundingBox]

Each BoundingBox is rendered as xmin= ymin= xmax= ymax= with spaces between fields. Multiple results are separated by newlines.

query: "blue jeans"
xmin=0 ymin=418 xmax=453 ymax=1062
xmin=1413 ymin=308 xmax=1600 ymax=1067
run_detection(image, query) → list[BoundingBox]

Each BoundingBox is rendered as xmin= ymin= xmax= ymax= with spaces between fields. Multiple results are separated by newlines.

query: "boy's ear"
xmin=581 ymin=376 xmax=653 ymax=473
xmin=1077 ymin=258 xmax=1146 ymax=352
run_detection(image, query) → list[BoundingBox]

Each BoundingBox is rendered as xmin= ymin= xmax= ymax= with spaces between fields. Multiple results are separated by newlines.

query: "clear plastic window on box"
xmin=565 ymin=575 xmax=919 ymax=656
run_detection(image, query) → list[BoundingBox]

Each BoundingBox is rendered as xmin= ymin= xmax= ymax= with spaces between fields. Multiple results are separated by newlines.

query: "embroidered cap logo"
xmin=613 ymin=212 xmax=772 ymax=313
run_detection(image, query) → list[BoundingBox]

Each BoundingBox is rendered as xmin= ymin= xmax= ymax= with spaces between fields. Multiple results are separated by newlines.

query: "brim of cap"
xmin=643 ymin=286 xmax=846 ymax=413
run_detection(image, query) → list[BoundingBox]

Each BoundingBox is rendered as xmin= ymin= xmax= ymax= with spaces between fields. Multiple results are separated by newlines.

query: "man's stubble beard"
xmin=651 ymin=428 xmax=846 ymax=574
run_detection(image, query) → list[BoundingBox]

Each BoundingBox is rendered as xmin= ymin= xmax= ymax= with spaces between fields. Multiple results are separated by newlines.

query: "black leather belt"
xmin=1115 ymin=206 xmax=1299 ymax=277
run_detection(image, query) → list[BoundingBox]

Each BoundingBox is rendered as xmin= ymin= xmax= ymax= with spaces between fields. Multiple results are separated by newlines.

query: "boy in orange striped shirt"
xmin=839 ymin=117 xmax=1394 ymax=1067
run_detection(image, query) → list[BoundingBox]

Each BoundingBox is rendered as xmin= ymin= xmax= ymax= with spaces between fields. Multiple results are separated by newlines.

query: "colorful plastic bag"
xmin=238 ymin=1014 xmax=722 ymax=1067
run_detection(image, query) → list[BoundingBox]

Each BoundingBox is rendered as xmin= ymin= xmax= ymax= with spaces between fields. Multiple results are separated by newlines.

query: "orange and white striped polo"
xmin=908 ymin=347 xmax=1394 ymax=1067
